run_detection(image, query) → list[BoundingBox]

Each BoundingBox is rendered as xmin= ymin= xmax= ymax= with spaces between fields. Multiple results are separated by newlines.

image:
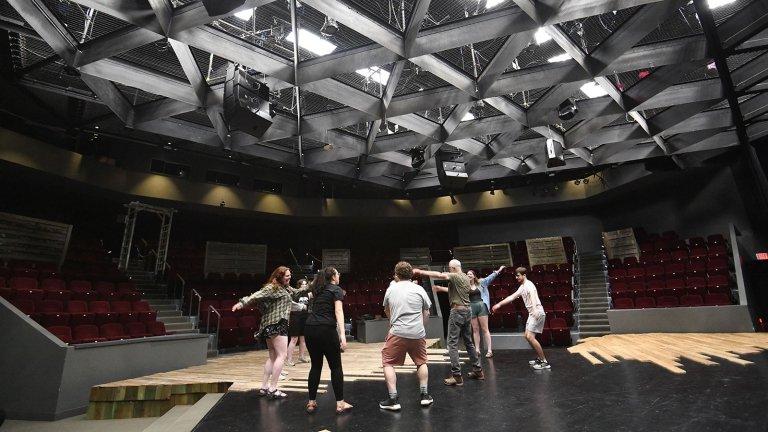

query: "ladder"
xmin=155 ymin=211 xmax=173 ymax=276
xmin=117 ymin=206 xmax=138 ymax=271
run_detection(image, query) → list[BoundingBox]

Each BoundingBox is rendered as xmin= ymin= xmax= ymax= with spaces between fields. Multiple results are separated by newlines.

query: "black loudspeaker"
xmin=202 ymin=0 xmax=246 ymax=16
xmin=546 ymin=138 xmax=566 ymax=168
xmin=436 ymin=158 xmax=468 ymax=190
xmin=224 ymin=63 xmax=274 ymax=138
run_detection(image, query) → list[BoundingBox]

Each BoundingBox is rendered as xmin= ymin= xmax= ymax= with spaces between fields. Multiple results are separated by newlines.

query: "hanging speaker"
xmin=202 ymin=0 xmax=246 ymax=17
xmin=436 ymin=151 xmax=468 ymax=191
xmin=224 ymin=63 xmax=274 ymax=138
xmin=546 ymin=138 xmax=566 ymax=168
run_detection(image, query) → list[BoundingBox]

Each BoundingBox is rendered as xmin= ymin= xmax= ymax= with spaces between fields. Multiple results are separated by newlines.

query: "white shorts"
xmin=526 ymin=312 xmax=546 ymax=334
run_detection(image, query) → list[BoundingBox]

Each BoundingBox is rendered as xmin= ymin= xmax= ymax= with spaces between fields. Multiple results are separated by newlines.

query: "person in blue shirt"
xmin=467 ymin=265 xmax=505 ymax=358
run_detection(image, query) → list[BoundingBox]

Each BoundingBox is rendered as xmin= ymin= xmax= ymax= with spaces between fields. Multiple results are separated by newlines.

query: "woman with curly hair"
xmin=232 ymin=266 xmax=310 ymax=399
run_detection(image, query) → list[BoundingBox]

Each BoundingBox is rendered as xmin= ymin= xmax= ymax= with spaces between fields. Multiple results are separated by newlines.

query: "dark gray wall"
xmin=458 ymin=166 xmax=757 ymax=254
xmin=0 ymin=298 xmax=210 ymax=420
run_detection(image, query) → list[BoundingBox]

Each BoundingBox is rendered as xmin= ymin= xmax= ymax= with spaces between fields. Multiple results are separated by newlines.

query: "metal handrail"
xmin=206 ymin=306 xmax=222 ymax=350
xmin=189 ymin=288 xmax=202 ymax=321
xmin=175 ymin=272 xmax=186 ymax=308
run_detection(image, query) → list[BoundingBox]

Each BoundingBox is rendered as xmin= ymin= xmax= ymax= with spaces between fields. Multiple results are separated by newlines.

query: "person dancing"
xmin=468 ymin=266 xmax=505 ymax=358
xmin=414 ymin=259 xmax=483 ymax=386
xmin=491 ymin=267 xmax=551 ymax=370
xmin=231 ymin=266 xmax=310 ymax=399
xmin=286 ymin=278 xmax=310 ymax=366
xmin=304 ymin=267 xmax=353 ymax=414
xmin=379 ymin=261 xmax=434 ymax=411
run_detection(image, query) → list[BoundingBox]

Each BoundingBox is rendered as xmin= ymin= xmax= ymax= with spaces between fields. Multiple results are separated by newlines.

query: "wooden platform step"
xmin=86 ymin=382 xmax=232 ymax=420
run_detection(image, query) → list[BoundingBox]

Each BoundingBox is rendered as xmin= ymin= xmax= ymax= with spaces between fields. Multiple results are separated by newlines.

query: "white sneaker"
xmin=532 ymin=361 xmax=551 ymax=370
xmin=528 ymin=358 xmax=541 ymax=365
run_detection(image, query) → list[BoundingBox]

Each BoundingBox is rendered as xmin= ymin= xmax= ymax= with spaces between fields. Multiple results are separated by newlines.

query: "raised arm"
xmin=232 ymin=285 xmax=279 ymax=311
xmin=480 ymin=266 xmax=505 ymax=290
xmin=491 ymin=285 xmax=523 ymax=313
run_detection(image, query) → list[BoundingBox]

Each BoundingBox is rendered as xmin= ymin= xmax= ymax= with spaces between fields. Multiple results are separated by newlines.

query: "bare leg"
xmin=298 ymin=336 xmax=307 ymax=360
xmin=471 ymin=317 xmax=482 ymax=355
xmin=262 ymin=338 xmax=275 ymax=390
xmin=383 ymin=365 xmax=397 ymax=393
xmin=525 ymin=331 xmax=546 ymax=362
xmin=478 ymin=315 xmax=492 ymax=355
xmin=287 ymin=336 xmax=298 ymax=365
xmin=416 ymin=363 xmax=428 ymax=388
xmin=269 ymin=335 xmax=289 ymax=390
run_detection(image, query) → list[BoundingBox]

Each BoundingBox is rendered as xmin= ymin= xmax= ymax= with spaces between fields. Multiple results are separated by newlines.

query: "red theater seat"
xmin=634 ymin=297 xmax=656 ymax=309
xmin=100 ymin=323 xmax=128 ymax=341
xmin=10 ymin=298 xmax=35 ymax=315
xmin=647 ymin=280 xmax=666 ymax=297
xmin=685 ymin=259 xmax=706 ymax=276
xmin=219 ymin=316 xmax=240 ymax=348
xmin=707 ymin=275 xmax=730 ymax=293
xmin=704 ymin=293 xmax=731 ymax=306
xmin=550 ymin=318 xmax=571 ymax=346
xmin=553 ymin=300 xmax=574 ymax=325
xmin=645 ymin=265 xmax=665 ymax=280
xmin=689 ymin=248 xmax=708 ymax=260
xmin=10 ymin=277 xmax=38 ymax=290
xmin=41 ymin=278 xmax=66 ymax=291
xmin=14 ymin=288 xmax=45 ymax=302
xmin=664 ymin=262 xmax=685 ymax=278
xmin=89 ymin=300 xmax=118 ymax=325
xmin=614 ymin=298 xmax=634 ymax=309
xmin=67 ymin=300 xmax=95 ymax=325
xmin=707 ymin=244 xmax=727 ymax=258
xmin=111 ymin=301 xmax=137 ymax=323
xmin=147 ymin=321 xmax=168 ymax=336
xmin=126 ymin=322 xmax=152 ymax=338
xmin=46 ymin=325 xmax=72 ymax=344
xmin=608 ymin=259 xmax=622 ymax=269
xmin=665 ymin=278 xmax=685 ymax=296
xmin=131 ymin=301 xmax=157 ymax=322
xmin=685 ymin=277 xmax=707 ymax=296
xmin=656 ymin=296 xmax=679 ymax=308
xmin=707 ymin=257 xmax=728 ymax=275
xmin=72 ymin=325 xmax=106 ymax=344
xmin=680 ymin=294 xmax=704 ymax=307
xmin=707 ymin=234 xmax=725 ymax=245
xmin=623 ymin=257 xmax=639 ymax=268
xmin=688 ymin=237 xmax=706 ymax=248
xmin=627 ymin=268 xmax=645 ymax=280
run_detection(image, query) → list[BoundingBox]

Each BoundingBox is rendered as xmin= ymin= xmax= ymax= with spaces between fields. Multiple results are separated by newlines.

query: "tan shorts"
xmin=382 ymin=333 xmax=428 ymax=367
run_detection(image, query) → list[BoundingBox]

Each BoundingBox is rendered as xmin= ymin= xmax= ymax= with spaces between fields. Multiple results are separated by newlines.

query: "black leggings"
xmin=304 ymin=325 xmax=344 ymax=401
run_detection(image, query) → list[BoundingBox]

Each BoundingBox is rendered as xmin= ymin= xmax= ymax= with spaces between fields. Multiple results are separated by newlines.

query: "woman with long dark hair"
xmin=467 ymin=266 xmax=504 ymax=358
xmin=304 ymin=267 xmax=353 ymax=414
xmin=286 ymin=278 xmax=310 ymax=366
xmin=232 ymin=266 xmax=310 ymax=399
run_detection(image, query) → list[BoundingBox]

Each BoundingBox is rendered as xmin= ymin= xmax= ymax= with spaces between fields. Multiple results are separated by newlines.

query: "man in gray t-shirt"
xmin=379 ymin=261 xmax=434 ymax=411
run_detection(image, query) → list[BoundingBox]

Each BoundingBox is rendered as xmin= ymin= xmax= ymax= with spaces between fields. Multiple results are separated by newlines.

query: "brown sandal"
xmin=306 ymin=401 xmax=317 ymax=414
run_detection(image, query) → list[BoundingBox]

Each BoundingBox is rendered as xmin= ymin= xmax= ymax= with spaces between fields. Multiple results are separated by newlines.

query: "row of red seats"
xmin=47 ymin=322 xmax=168 ymax=344
xmin=608 ymin=249 xmax=728 ymax=270
xmin=0 ymin=267 xmax=124 ymax=281
xmin=614 ymin=293 xmax=732 ymax=309
xmin=1 ymin=277 xmax=137 ymax=292
xmin=217 ymin=316 xmax=261 ymax=348
xmin=637 ymin=234 xmax=726 ymax=254
xmin=8 ymin=299 xmax=158 ymax=326
xmin=611 ymin=276 xmax=730 ymax=299
xmin=494 ymin=299 xmax=575 ymax=325
xmin=608 ymin=261 xmax=728 ymax=282
xmin=488 ymin=314 xmax=572 ymax=346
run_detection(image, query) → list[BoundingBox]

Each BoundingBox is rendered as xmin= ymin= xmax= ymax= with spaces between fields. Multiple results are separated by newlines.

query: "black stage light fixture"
xmin=320 ymin=17 xmax=339 ymax=37
xmin=546 ymin=138 xmax=566 ymax=168
xmin=436 ymin=150 xmax=468 ymax=191
xmin=558 ymin=98 xmax=578 ymax=121
xmin=410 ymin=147 xmax=426 ymax=169
xmin=202 ymin=0 xmax=246 ymax=16
xmin=224 ymin=63 xmax=274 ymax=138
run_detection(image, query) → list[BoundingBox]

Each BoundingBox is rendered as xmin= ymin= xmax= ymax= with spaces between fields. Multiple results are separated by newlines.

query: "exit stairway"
xmin=127 ymin=260 xmax=197 ymax=335
xmin=575 ymin=251 xmax=611 ymax=338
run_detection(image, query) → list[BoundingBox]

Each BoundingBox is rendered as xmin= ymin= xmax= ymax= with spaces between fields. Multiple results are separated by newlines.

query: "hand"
xmin=412 ymin=268 xmax=421 ymax=277
xmin=232 ymin=302 xmax=243 ymax=312
xmin=339 ymin=336 xmax=347 ymax=352
xmin=491 ymin=304 xmax=500 ymax=313
xmin=497 ymin=265 xmax=506 ymax=273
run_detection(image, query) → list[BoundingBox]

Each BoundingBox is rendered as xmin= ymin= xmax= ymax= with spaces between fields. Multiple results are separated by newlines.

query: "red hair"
xmin=266 ymin=266 xmax=291 ymax=287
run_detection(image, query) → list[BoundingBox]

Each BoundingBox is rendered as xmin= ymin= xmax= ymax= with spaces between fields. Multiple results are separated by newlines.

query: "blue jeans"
xmin=447 ymin=308 xmax=481 ymax=375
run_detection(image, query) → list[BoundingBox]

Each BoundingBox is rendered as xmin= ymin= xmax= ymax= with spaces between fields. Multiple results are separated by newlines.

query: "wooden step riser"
xmin=87 ymin=383 xmax=231 ymax=420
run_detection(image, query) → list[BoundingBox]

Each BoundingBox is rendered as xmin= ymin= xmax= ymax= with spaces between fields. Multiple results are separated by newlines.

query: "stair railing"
xmin=206 ymin=306 xmax=222 ymax=350
xmin=189 ymin=288 xmax=202 ymax=323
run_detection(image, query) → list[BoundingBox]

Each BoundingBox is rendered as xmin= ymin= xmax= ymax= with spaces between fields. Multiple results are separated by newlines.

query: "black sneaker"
xmin=379 ymin=397 xmax=401 ymax=411
xmin=420 ymin=393 xmax=434 ymax=407
xmin=532 ymin=360 xmax=551 ymax=370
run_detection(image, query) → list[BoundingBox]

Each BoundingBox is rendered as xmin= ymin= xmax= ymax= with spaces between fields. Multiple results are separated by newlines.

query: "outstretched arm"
xmin=491 ymin=286 xmax=523 ymax=313
xmin=232 ymin=285 xmax=278 ymax=311
xmin=413 ymin=268 xmax=450 ymax=280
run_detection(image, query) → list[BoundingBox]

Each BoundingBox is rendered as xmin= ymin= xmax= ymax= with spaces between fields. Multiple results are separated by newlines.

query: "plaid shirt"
xmin=240 ymin=284 xmax=310 ymax=329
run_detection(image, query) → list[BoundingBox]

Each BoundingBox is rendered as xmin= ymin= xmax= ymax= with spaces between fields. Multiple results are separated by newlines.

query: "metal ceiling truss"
xmin=4 ymin=0 xmax=767 ymax=192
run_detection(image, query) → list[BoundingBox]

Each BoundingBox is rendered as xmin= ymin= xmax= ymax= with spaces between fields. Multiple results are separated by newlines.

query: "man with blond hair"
xmin=379 ymin=261 xmax=433 ymax=411
xmin=414 ymin=259 xmax=483 ymax=386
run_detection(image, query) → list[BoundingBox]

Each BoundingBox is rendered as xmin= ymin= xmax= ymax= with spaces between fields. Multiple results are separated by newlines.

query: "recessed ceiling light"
xmin=461 ymin=112 xmax=475 ymax=121
xmin=484 ymin=0 xmax=506 ymax=8
xmin=233 ymin=8 xmax=254 ymax=21
xmin=706 ymin=0 xmax=737 ymax=9
xmin=580 ymin=81 xmax=608 ymax=98
xmin=355 ymin=66 xmax=390 ymax=85
xmin=535 ymin=28 xmax=552 ymax=45
xmin=286 ymin=29 xmax=337 ymax=56
xmin=547 ymin=53 xmax=571 ymax=63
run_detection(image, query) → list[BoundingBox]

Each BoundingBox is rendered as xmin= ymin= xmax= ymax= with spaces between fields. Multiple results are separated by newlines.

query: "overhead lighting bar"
xmin=484 ymin=0 xmax=506 ymax=8
xmin=233 ymin=8 xmax=254 ymax=21
xmin=705 ymin=0 xmax=737 ymax=9
xmin=535 ymin=28 xmax=552 ymax=45
xmin=580 ymin=81 xmax=608 ymax=98
xmin=286 ymin=29 xmax=337 ymax=56
xmin=356 ymin=66 xmax=390 ymax=85
xmin=461 ymin=112 xmax=475 ymax=121
xmin=547 ymin=53 xmax=571 ymax=63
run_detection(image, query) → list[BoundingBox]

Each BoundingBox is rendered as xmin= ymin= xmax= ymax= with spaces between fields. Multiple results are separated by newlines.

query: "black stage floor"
xmin=192 ymin=349 xmax=768 ymax=432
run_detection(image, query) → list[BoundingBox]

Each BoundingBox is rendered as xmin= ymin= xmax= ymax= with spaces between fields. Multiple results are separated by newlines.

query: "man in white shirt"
xmin=492 ymin=267 xmax=551 ymax=370
xmin=379 ymin=261 xmax=434 ymax=411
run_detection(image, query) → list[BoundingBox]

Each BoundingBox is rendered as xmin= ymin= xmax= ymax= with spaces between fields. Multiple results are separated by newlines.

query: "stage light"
xmin=410 ymin=147 xmax=426 ymax=169
xmin=484 ymin=0 xmax=506 ymax=8
xmin=286 ymin=29 xmax=337 ymax=55
xmin=356 ymin=66 xmax=390 ymax=85
xmin=547 ymin=53 xmax=571 ymax=63
xmin=558 ymin=98 xmax=578 ymax=121
xmin=233 ymin=8 xmax=254 ymax=21
xmin=707 ymin=0 xmax=736 ymax=9
xmin=320 ymin=16 xmax=339 ymax=37
xmin=535 ymin=28 xmax=552 ymax=44
xmin=580 ymin=81 xmax=608 ymax=98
